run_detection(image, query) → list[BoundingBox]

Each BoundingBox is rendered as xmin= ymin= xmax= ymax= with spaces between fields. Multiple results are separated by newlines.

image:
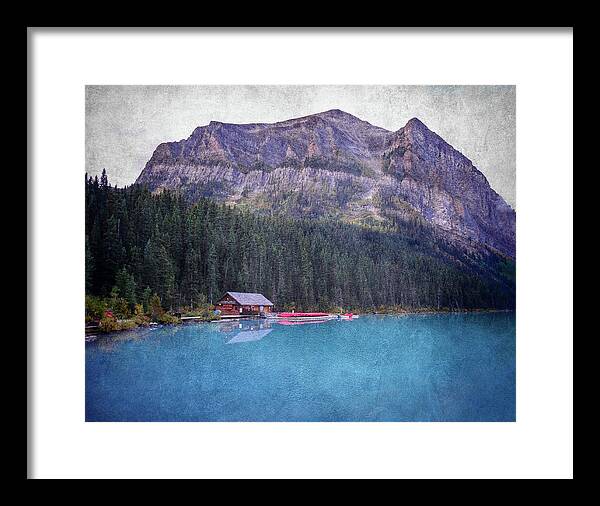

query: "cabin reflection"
xmin=226 ymin=328 xmax=274 ymax=344
xmin=218 ymin=320 xmax=274 ymax=344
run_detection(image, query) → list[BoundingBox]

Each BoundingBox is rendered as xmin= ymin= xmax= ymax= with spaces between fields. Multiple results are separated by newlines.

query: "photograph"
xmin=84 ymin=85 xmax=516 ymax=422
xmin=28 ymin=28 xmax=572 ymax=479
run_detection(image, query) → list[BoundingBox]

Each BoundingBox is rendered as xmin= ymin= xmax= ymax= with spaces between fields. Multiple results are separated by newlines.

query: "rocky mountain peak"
xmin=136 ymin=111 xmax=515 ymax=258
xmin=404 ymin=116 xmax=427 ymax=130
xmin=314 ymin=109 xmax=365 ymax=122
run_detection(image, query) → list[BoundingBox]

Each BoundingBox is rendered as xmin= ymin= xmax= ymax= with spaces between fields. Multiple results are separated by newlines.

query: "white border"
xmin=29 ymin=29 xmax=573 ymax=479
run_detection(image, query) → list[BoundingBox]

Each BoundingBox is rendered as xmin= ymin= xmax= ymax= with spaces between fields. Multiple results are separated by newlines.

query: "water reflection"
xmin=227 ymin=328 xmax=274 ymax=344
xmin=89 ymin=317 xmax=337 ymax=352
xmin=276 ymin=319 xmax=330 ymax=326
xmin=218 ymin=317 xmax=335 ymax=344
xmin=90 ymin=326 xmax=158 ymax=352
xmin=215 ymin=319 xmax=275 ymax=344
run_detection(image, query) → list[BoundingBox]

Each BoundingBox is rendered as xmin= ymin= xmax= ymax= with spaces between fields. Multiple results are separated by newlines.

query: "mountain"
xmin=135 ymin=110 xmax=515 ymax=258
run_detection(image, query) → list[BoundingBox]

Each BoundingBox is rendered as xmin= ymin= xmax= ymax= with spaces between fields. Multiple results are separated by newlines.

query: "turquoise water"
xmin=85 ymin=313 xmax=515 ymax=422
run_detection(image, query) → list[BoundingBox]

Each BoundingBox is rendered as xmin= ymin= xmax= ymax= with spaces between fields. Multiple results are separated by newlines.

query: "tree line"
xmin=85 ymin=170 xmax=515 ymax=313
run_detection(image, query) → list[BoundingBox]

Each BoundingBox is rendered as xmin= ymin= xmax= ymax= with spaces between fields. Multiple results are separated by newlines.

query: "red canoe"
xmin=277 ymin=312 xmax=331 ymax=318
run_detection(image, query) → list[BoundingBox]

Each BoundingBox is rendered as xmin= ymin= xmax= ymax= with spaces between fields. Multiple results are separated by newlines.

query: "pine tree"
xmin=84 ymin=174 xmax=515 ymax=313
xmin=114 ymin=267 xmax=137 ymax=305
xmin=85 ymin=234 xmax=94 ymax=292
xmin=207 ymin=242 xmax=218 ymax=304
xmin=237 ymin=252 xmax=250 ymax=292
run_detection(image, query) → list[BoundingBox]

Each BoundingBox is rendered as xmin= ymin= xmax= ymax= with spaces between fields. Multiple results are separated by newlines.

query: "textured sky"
xmin=86 ymin=85 xmax=516 ymax=208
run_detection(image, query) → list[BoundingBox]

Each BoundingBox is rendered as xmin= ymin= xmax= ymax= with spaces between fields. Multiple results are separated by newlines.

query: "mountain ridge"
xmin=135 ymin=110 xmax=515 ymax=258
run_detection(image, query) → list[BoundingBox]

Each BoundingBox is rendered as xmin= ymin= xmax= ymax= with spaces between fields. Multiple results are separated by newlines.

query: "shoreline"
xmin=371 ymin=308 xmax=514 ymax=316
xmin=85 ymin=308 xmax=514 ymax=339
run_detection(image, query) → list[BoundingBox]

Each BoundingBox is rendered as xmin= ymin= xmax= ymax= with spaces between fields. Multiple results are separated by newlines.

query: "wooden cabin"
xmin=215 ymin=292 xmax=275 ymax=316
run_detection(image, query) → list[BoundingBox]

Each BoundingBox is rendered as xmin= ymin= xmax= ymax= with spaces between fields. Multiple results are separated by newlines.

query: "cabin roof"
xmin=220 ymin=292 xmax=274 ymax=306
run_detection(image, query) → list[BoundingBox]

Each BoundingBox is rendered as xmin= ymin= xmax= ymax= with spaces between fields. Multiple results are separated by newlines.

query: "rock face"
xmin=136 ymin=109 xmax=515 ymax=258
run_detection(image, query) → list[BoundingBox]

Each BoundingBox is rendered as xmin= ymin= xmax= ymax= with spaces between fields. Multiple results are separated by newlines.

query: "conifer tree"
xmin=85 ymin=235 xmax=94 ymax=292
xmin=114 ymin=267 xmax=137 ymax=305
xmin=84 ymin=173 xmax=515 ymax=312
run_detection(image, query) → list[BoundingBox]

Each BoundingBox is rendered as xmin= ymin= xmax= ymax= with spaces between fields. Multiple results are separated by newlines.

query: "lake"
xmin=85 ymin=312 xmax=515 ymax=422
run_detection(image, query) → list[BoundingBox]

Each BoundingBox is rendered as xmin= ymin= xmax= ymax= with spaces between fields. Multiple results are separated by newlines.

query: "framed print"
xmin=28 ymin=27 xmax=573 ymax=479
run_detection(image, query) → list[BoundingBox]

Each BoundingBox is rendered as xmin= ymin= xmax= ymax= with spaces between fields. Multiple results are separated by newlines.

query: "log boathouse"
xmin=215 ymin=292 xmax=274 ymax=316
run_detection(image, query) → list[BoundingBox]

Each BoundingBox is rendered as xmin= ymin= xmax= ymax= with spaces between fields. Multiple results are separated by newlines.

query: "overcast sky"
xmin=86 ymin=85 xmax=516 ymax=208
